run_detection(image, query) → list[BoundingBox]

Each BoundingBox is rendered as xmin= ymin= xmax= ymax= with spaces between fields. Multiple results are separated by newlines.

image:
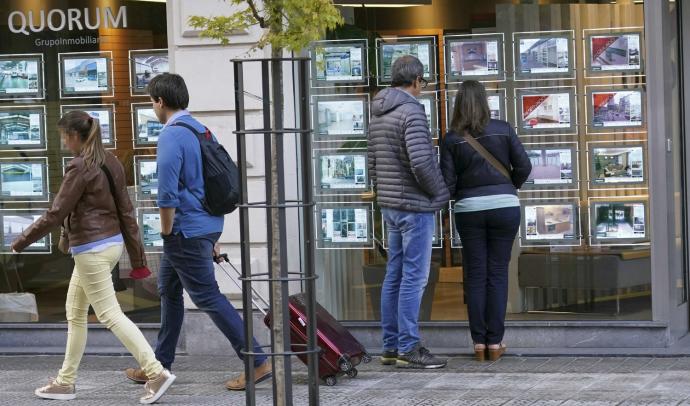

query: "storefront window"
xmin=313 ymin=0 xmax=655 ymax=321
xmin=0 ymin=0 xmax=167 ymax=323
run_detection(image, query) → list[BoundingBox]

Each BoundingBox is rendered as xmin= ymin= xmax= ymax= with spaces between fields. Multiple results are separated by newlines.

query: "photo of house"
xmin=518 ymin=37 xmax=569 ymax=73
xmin=63 ymin=57 xmax=108 ymax=92
xmin=592 ymin=147 xmax=644 ymax=183
xmin=320 ymin=154 xmax=366 ymax=190
xmin=592 ymin=90 xmax=643 ymax=127
xmin=526 ymin=149 xmax=573 ymax=185
xmin=315 ymin=45 xmax=363 ymax=82
xmin=380 ymin=42 xmax=431 ymax=80
xmin=521 ymin=93 xmax=571 ymax=129
xmin=0 ymin=110 xmax=41 ymax=146
xmin=136 ymin=107 xmax=163 ymax=144
xmin=524 ymin=204 xmax=576 ymax=240
xmin=0 ymin=162 xmax=44 ymax=197
xmin=134 ymin=53 xmax=169 ymax=89
xmin=593 ymin=202 xmax=646 ymax=239
xmin=590 ymin=34 xmax=641 ymax=71
xmin=137 ymin=159 xmax=158 ymax=197
xmin=0 ymin=59 xmax=38 ymax=94
xmin=317 ymin=99 xmax=365 ymax=136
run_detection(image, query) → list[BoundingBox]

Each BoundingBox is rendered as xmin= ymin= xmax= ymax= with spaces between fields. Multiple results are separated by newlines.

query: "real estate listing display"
xmin=137 ymin=208 xmax=163 ymax=253
xmin=134 ymin=156 xmax=158 ymax=201
xmin=513 ymin=31 xmax=574 ymax=80
xmin=588 ymin=87 xmax=645 ymax=130
xmin=311 ymin=40 xmax=367 ymax=87
xmin=590 ymin=200 xmax=648 ymax=244
xmin=312 ymin=94 xmax=367 ymax=141
xmin=523 ymin=145 xmax=577 ymax=190
xmin=0 ymin=210 xmax=49 ymax=253
xmin=444 ymin=33 xmax=504 ymax=82
xmin=132 ymin=103 xmax=163 ymax=147
xmin=521 ymin=201 xmax=580 ymax=246
xmin=316 ymin=150 xmax=368 ymax=194
xmin=446 ymin=88 xmax=506 ymax=128
xmin=60 ymin=104 xmax=116 ymax=149
xmin=0 ymin=106 xmax=46 ymax=151
xmin=418 ymin=92 xmax=439 ymax=138
xmin=0 ymin=54 xmax=44 ymax=100
xmin=59 ymin=51 xmax=113 ymax=98
xmin=589 ymin=143 xmax=645 ymax=186
xmin=516 ymin=87 xmax=576 ymax=135
xmin=377 ymin=36 xmax=436 ymax=85
xmin=317 ymin=203 xmax=372 ymax=249
xmin=586 ymin=30 xmax=643 ymax=75
xmin=129 ymin=49 xmax=169 ymax=96
xmin=0 ymin=158 xmax=48 ymax=202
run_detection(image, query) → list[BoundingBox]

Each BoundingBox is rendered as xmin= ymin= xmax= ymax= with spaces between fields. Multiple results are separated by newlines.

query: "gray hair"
xmin=391 ymin=55 xmax=424 ymax=87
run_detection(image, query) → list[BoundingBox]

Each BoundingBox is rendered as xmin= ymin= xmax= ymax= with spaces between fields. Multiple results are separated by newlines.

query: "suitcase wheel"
xmin=324 ymin=375 xmax=337 ymax=386
xmin=346 ymin=368 xmax=358 ymax=378
xmin=362 ymin=354 xmax=372 ymax=364
xmin=338 ymin=356 xmax=353 ymax=372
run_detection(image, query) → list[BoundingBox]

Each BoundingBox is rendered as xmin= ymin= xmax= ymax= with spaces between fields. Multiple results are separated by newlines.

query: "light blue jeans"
xmin=380 ymin=208 xmax=435 ymax=354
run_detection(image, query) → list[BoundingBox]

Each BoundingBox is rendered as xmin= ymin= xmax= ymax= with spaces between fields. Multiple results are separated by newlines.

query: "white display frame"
xmin=137 ymin=207 xmax=163 ymax=253
xmin=443 ymin=33 xmax=506 ymax=83
xmin=376 ymin=35 xmax=438 ymax=86
xmin=0 ymin=157 xmax=49 ymax=203
xmin=446 ymin=88 xmax=507 ymax=130
xmin=128 ymin=49 xmax=169 ymax=96
xmin=316 ymin=202 xmax=374 ymax=250
xmin=519 ymin=198 xmax=582 ymax=247
xmin=60 ymin=104 xmax=117 ymax=149
xmin=521 ymin=142 xmax=579 ymax=192
xmin=131 ymin=102 xmax=162 ymax=149
xmin=585 ymin=84 xmax=647 ymax=135
xmin=586 ymin=140 xmax=648 ymax=190
xmin=311 ymin=93 xmax=369 ymax=142
xmin=418 ymin=91 xmax=440 ymax=139
xmin=380 ymin=210 xmax=443 ymax=249
xmin=0 ymin=105 xmax=47 ymax=151
xmin=583 ymin=27 xmax=645 ymax=78
xmin=134 ymin=155 xmax=158 ymax=202
xmin=58 ymin=51 xmax=114 ymax=99
xmin=313 ymin=148 xmax=370 ymax=197
xmin=62 ymin=157 xmax=73 ymax=175
xmin=588 ymin=198 xmax=650 ymax=246
xmin=515 ymin=86 xmax=578 ymax=137
xmin=310 ymin=39 xmax=369 ymax=88
xmin=0 ymin=209 xmax=51 ymax=254
xmin=513 ymin=30 xmax=576 ymax=81
xmin=0 ymin=53 xmax=45 ymax=101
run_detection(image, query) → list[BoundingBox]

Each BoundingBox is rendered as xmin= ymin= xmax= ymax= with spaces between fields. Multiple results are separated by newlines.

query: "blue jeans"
xmin=155 ymin=232 xmax=267 ymax=369
xmin=380 ymin=208 xmax=435 ymax=354
xmin=455 ymin=207 xmax=520 ymax=345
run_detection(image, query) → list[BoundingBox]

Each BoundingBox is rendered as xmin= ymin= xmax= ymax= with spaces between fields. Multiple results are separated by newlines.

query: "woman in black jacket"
xmin=440 ymin=80 xmax=532 ymax=361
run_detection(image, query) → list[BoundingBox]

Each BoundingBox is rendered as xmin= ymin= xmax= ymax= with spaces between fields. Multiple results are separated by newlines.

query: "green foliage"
xmin=188 ymin=0 xmax=344 ymax=51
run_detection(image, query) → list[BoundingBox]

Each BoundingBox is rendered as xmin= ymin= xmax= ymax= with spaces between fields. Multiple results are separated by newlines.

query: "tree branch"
xmin=245 ymin=0 xmax=265 ymax=27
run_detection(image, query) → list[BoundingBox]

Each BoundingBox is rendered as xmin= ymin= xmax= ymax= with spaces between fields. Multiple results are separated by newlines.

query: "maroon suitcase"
xmin=264 ymin=293 xmax=371 ymax=386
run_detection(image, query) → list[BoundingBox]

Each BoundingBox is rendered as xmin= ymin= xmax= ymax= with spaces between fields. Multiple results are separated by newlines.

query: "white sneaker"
xmin=35 ymin=377 xmax=76 ymax=400
xmin=140 ymin=369 xmax=175 ymax=404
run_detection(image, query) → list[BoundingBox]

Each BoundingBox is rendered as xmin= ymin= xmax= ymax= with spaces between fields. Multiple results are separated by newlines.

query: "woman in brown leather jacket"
xmin=10 ymin=111 xmax=175 ymax=404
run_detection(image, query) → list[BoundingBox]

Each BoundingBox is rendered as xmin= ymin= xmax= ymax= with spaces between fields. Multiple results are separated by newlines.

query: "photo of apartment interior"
xmin=0 ymin=111 xmax=40 ymax=145
xmin=317 ymin=101 xmax=364 ymax=135
xmin=527 ymin=149 xmax=572 ymax=182
xmin=535 ymin=205 xmax=574 ymax=236
xmin=591 ymin=35 xmax=639 ymax=67
xmin=520 ymin=37 xmax=568 ymax=70
xmin=450 ymin=41 xmax=495 ymax=73
xmin=594 ymin=148 xmax=643 ymax=180
xmin=0 ymin=60 xmax=37 ymax=92
xmin=134 ymin=54 xmax=169 ymax=88
xmin=595 ymin=204 xmax=638 ymax=236
xmin=522 ymin=94 xmax=570 ymax=126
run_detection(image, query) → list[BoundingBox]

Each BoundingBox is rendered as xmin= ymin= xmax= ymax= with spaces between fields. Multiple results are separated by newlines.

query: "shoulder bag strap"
xmin=100 ymin=164 xmax=121 ymax=217
xmin=462 ymin=130 xmax=511 ymax=181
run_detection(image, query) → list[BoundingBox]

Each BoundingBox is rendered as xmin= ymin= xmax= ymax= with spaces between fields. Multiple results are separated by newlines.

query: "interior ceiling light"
xmin=335 ymin=0 xmax=431 ymax=7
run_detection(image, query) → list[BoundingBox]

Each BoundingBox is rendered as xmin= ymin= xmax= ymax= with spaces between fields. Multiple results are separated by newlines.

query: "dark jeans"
xmin=155 ymin=232 xmax=267 ymax=369
xmin=455 ymin=207 xmax=520 ymax=345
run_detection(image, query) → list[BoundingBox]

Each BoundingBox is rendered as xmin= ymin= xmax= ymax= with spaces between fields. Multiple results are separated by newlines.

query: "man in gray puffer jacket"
xmin=368 ymin=55 xmax=450 ymax=369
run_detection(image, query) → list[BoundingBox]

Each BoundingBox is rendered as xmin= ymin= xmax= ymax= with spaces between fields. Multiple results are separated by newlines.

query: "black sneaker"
xmin=396 ymin=344 xmax=447 ymax=369
xmin=380 ymin=349 xmax=398 ymax=365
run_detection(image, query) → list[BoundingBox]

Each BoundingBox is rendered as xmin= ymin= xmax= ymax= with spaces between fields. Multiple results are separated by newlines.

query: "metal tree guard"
xmin=232 ymin=56 xmax=320 ymax=406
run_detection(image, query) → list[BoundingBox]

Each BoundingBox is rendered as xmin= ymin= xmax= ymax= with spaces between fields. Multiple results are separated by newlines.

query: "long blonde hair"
xmin=58 ymin=110 xmax=106 ymax=168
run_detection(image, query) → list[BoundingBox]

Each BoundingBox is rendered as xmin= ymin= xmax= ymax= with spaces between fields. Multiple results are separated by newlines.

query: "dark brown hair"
xmin=58 ymin=110 xmax=105 ymax=168
xmin=450 ymin=80 xmax=491 ymax=136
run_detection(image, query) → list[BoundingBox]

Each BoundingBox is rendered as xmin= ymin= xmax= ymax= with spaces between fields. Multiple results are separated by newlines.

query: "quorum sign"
xmin=8 ymin=6 xmax=128 ymax=36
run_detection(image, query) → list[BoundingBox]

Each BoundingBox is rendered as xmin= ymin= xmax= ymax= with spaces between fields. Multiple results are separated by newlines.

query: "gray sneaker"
xmin=396 ymin=344 xmax=447 ymax=369
xmin=35 ymin=377 xmax=76 ymax=400
xmin=140 ymin=369 xmax=176 ymax=404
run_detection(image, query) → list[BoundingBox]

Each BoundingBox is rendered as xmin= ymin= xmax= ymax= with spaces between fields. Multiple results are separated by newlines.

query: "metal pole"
xmin=233 ymin=60 xmax=256 ymax=406
xmin=297 ymin=58 xmax=320 ymax=405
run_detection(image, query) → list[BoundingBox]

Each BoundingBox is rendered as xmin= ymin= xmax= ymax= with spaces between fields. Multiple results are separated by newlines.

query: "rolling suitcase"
xmin=214 ymin=254 xmax=371 ymax=386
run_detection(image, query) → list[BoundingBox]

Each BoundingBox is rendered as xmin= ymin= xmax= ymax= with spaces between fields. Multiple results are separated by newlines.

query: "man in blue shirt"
xmin=125 ymin=73 xmax=272 ymax=390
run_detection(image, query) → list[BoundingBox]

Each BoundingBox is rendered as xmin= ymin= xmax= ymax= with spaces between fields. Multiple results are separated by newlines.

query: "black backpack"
xmin=172 ymin=122 xmax=240 ymax=216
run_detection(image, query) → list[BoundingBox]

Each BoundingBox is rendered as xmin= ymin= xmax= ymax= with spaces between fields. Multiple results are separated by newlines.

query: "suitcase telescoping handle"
xmin=214 ymin=253 xmax=270 ymax=316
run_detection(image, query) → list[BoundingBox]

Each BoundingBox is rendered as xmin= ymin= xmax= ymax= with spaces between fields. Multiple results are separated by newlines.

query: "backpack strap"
xmin=170 ymin=121 xmax=210 ymax=211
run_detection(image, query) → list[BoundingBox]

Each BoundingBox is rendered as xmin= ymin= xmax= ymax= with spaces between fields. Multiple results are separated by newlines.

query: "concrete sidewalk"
xmin=3 ymin=354 xmax=690 ymax=405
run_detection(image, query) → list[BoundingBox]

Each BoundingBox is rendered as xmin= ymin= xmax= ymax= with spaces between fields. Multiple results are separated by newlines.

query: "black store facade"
xmin=1 ymin=0 xmax=690 ymax=354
